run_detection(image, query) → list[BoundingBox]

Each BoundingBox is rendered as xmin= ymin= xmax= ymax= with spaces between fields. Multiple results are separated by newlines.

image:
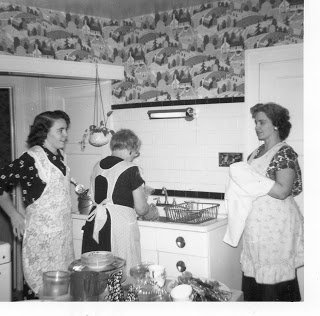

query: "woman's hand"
xmin=142 ymin=203 xmax=159 ymax=221
xmin=0 ymin=191 xmax=25 ymax=240
xmin=10 ymin=211 xmax=25 ymax=240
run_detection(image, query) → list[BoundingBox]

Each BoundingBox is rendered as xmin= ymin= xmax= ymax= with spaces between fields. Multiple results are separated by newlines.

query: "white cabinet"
xmin=139 ymin=219 xmax=242 ymax=290
xmin=71 ymin=214 xmax=242 ymax=290
xmin=72 ymin=213 xmax=86 ymax=260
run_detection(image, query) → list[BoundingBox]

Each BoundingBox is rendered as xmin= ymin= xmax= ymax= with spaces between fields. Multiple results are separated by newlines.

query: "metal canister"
xmin=77 ymin=190 xmax=93 ymax=215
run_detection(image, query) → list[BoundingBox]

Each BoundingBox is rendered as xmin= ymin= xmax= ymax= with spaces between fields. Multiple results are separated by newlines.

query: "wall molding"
xmin=112 ymin=96 xmax=244 ymax=109
xmin=0 ymin=55 xmax=124 ymax=81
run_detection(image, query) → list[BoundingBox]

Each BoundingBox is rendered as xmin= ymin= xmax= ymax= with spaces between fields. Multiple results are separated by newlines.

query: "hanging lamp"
xmin=79 ymin=63 xmax=114 ymax=151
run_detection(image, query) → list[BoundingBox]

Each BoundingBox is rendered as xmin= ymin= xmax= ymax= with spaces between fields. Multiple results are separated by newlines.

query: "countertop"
xmin=72 ymin=212 xmax=228 ymax=233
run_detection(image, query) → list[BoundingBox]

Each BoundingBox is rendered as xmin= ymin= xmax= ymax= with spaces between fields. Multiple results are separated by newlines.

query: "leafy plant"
xmin=89 ymin=111 xmax=115 ymax=135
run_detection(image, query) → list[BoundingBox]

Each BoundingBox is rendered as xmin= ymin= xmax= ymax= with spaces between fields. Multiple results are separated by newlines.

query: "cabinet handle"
xmin=176 ymin=236 xmax=185 ymax=248
xmin=176 ymin=260 xmax=186 ymax=272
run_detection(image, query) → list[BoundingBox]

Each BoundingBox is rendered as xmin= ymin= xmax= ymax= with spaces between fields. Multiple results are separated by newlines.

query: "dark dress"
xmin=81 ymin=156 xmax=144 ymax=254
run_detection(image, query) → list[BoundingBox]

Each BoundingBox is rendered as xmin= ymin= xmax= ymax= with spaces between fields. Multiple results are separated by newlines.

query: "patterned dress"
xmin=241 ymin=142 xmax=304 ymax=286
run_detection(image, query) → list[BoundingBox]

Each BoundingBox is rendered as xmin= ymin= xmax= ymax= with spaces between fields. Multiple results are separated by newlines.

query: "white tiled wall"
xmin=112 ymin=102 xmax=246 ymax=193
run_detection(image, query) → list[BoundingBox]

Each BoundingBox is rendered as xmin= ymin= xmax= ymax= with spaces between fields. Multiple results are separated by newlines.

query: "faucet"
xmin=161 ymin=187 xmax=169 ymax=204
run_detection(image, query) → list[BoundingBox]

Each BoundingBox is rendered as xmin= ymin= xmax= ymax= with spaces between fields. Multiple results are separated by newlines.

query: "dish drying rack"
xmin=164 ymin=202 xmax=219 ymax=224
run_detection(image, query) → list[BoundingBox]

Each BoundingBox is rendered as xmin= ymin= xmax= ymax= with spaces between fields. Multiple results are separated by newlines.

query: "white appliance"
xmin=0 ymin=241 xmax=11 ymax=301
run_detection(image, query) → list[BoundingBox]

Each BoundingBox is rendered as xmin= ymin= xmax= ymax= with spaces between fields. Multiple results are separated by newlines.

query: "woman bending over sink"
xmin=81 ymin=129 xmax=158 ymax=274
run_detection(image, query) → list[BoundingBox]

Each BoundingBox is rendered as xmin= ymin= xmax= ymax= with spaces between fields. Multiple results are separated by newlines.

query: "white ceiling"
xmin=5 ymin=0 xmax=210 ymax=20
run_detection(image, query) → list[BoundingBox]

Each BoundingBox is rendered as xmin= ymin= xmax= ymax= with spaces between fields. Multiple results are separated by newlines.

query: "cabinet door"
xmin=139 ymin=226 xmax=157 ymax=250
xmin=141 ymin=249 xmax=158 ymax=264
xmin=158 ymin=252 xmax=209 ymax=279
xmin=72 ymin=217 xmax=86 ymax=259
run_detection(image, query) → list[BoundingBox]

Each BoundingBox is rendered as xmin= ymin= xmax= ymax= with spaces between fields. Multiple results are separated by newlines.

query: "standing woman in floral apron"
xmin=82 ymin=129 xmax=158 ymax=275
xmin=0 ymin=110 xmax=74 ymax=298
xmin=241 ymin=102 xmax=303 ymax=301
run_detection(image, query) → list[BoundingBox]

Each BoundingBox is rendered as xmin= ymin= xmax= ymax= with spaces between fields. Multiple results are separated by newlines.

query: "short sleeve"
xmin=266 ymin=145 xmax=302 ymax=196
xmin=0 ymin=154 xmax=27 ymax=195
xmin=126 ymin=166 xmax=145 ymax=191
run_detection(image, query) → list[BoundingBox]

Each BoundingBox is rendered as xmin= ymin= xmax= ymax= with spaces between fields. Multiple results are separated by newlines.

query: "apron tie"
xmin=86 ymin=200 xmax=111 ymax=244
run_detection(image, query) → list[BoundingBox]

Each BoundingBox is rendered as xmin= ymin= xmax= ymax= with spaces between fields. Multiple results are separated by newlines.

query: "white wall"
xmin=113 ymin=102 xmax=246 ymax=192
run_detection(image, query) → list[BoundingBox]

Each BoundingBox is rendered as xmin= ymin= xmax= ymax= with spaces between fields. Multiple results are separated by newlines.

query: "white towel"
xmin=223 ymin=162 xmax=275 ymax=247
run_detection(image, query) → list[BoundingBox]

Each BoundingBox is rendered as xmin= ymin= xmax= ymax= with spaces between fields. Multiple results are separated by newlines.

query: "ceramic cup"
xmin=148 ymin=264 xmax=166 ymax=288
xmin=170 ymin=284 xmax=193 ymax=302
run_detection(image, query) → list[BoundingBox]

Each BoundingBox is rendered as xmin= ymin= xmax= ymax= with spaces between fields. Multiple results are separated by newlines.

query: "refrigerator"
xmin=0 ymin=241 xmax=11 ymax=301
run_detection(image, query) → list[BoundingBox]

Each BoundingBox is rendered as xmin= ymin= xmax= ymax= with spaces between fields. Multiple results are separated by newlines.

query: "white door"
xmin=245 ymin=44 xmax=304 ymax=299
xmin=44 ymin=79 xmax=113 ymax=212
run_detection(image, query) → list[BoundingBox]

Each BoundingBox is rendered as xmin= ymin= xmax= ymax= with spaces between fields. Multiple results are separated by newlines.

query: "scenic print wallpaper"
xmin=0 ymin=0 xmax=304 ymax=105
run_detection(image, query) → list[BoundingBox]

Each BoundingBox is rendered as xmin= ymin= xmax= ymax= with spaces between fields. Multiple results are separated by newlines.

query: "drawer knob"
xmin=176 ymin=260 xmax=186 ymax=272
xmin=176 ymin=236 xmax=185 ymax=248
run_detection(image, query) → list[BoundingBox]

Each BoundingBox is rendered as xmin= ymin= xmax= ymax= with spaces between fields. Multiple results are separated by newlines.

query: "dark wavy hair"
xmin=110 ymin=129 xmax=141 ymax=153
xmin=27 ymin=110 xmax=70 ymax=148
xmin=250 ymin=102 xmax=291 ymax=141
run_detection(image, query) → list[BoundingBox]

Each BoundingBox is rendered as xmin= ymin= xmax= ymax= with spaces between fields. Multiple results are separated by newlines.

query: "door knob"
xmin=176 ymin=260 xmax=186 ymax=272
xmin=176 ymin=236 xmax=185 ymax=248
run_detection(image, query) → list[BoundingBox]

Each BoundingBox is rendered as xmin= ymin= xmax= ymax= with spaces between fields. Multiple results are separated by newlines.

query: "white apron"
xmin=241 ymin=142 xmax=304 ymax=284
xmin=89 ymin=160 xmax=141 ymax=275
xmin=23 ymin=146 xmax=74 ymax=293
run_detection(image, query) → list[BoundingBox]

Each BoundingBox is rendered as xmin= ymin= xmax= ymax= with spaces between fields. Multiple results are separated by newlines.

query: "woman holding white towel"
xmin=241 ymin=102 xmax=303 ymax=301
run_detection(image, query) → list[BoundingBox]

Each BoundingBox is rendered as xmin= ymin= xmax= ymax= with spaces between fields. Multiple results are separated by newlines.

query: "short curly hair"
xmin=110 ymin=129 xmax=141 ymax=153
xmin=250 ymin=102 xmax=291 ymax=141
xmin=27 ymin=110 xmax=70 ymax=148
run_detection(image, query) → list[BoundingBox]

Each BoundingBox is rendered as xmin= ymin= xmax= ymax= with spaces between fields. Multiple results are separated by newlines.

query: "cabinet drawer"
xmin=158 ymin=252 xmax=209 ymax=279
xmin=139 ymin=226 xmax=157 ymax=250
xmin=72 ymin=218 xmax=86 ymax=240
xmin=156 ymin=229 xmax=208 ymax=257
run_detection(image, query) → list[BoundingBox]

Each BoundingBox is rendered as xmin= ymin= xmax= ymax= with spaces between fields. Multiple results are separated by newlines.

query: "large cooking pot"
xmin=68 ymin=255 xmax=126 ymax=301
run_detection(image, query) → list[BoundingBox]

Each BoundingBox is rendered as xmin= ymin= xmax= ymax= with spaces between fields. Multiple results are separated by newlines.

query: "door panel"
xmin=45 ymin=81 xmax=112 ymax=212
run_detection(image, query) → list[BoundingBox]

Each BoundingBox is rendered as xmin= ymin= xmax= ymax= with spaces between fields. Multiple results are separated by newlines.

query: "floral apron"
xmin=241 ymin=142 xmax=304 ymax=284
xmin=89 ymin=160 xmax=141 ymax=275
xmin=23 ymin=146 xmax=74 ymax=294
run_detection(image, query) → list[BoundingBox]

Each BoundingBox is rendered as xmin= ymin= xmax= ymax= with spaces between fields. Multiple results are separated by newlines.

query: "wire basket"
xmin=164 ymin=202 xmax=219 ymax=224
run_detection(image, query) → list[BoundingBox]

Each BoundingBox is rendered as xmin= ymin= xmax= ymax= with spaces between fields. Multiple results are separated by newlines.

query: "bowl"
xmin=170 ymin=284 xmax=193 ymax=302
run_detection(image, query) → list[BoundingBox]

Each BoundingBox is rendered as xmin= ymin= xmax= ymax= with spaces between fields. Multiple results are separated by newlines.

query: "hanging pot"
xmin=88 ymin=130 xmax=111 ymax=147
xmin=79 ymin=63 xmax=114 ymax=151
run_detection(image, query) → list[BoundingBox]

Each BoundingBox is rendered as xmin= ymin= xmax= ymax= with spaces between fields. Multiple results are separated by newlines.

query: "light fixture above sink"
xmin=147 ymin=107 xmax=195 ymax=121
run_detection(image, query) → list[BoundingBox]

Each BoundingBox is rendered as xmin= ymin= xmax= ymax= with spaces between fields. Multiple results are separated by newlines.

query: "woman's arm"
xmin=268 ymin=167 xmax=295 ymax=200
xmin=0 ymin=191 xmax=25 ymax=239
xmin=132 ymin=184 xmax=149 ymax=216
